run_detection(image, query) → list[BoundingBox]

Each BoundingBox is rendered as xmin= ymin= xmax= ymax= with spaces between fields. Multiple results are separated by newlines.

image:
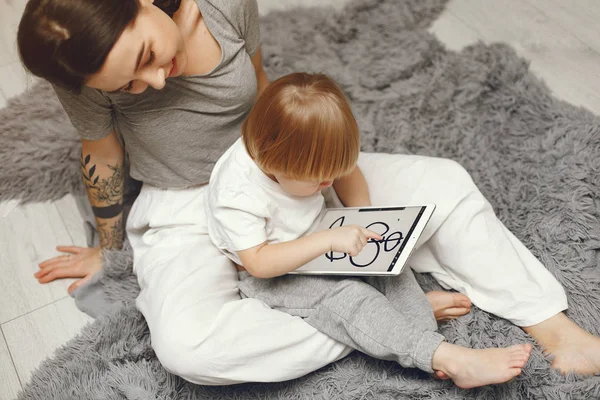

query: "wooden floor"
xmin=1 ymin=0 xmax=599 ymax=397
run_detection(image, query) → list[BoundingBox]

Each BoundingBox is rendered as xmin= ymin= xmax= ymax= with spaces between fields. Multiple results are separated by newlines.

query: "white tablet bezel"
xmin=289 ymin=204 xmax=436 ymax=276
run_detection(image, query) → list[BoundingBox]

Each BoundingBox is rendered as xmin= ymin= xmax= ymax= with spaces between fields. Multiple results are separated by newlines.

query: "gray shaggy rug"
xmin=3 ymin=0 xmax=600 ymax=398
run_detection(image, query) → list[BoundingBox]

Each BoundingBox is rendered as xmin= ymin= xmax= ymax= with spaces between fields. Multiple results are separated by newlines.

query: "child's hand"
xmin=327 ymin=226 xmax=383 ymax=256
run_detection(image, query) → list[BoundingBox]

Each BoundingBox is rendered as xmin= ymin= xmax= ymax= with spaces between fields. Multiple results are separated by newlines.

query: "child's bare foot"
xmin=425 ymin=291 xmax=471 ymax=321
xmin=524 ymin=312 xmax=600 ymax=375
xmin=432 ymin=342 xmax=532 ymax=389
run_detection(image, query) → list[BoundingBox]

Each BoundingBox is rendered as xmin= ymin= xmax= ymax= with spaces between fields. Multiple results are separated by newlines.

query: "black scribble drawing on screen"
xmin=292 ymin=205 xmax=432 ymax=275
xmin=325 ymin=216 xmax=404 ymax=267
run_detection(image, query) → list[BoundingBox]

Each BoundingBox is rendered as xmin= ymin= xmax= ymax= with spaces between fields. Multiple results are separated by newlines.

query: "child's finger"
xmin=357 ymin=232 xmax=368 ymax=246
xmin=362 ymin=228 xmax=383 ymax=241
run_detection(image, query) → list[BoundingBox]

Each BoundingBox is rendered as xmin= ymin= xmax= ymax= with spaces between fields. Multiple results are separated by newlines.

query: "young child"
xmin=205 ymin=72 xmax=532 ymax=389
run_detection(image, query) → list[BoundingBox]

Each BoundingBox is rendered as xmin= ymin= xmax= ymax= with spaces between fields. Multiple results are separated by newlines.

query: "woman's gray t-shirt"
xmin=54 ymin=0 xmax=260 ymax=189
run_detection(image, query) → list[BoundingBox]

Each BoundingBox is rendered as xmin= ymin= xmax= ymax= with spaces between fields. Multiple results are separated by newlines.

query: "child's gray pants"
xmin=238 ymin=267 xmax=444 ymax=373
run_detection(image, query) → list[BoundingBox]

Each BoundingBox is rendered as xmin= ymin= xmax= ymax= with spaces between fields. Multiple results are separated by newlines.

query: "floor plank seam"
xmin=1 ymin=326 xmax=23 ymax=390
xmin=524 ymin=0 xmax=600 ymax=57
xmin=1 ymin=295 xmax=70 ymax=326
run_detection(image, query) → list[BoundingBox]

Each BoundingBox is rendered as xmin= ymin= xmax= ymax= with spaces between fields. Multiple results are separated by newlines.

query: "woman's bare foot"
xmin=432 ymin=342 xmax=532 ymax=389
xmin=523 ymin=312 xmax=600 ymax=375
xmin=426 ymin=291 xmax=472 ymax=321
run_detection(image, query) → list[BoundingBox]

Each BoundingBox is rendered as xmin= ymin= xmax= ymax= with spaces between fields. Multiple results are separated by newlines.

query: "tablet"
xmin=290 ymin=204 xmax=435 ymax=276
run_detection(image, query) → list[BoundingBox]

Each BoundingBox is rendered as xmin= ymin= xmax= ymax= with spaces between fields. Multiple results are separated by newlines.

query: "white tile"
xmin=55 ymin=194 xmax=91 ymax=248
xmin=0 ymin=33 xmax=12 ymax=69
xmin=2 ymin=297 xmax=92 ymax=386
xmin=526 ymin=0 xmax=600 ymax=55
xmin=0 ymin=61 xmax=36 ymax=100
xmin=0 ymin=202 xmax=78 ymax=323
xmin=0 ymin=199 xmax=19 ymax=218
xmin=432 ymin=0 xmax=600 ymax=115
xmin=0 ymin=0 xmax=28 ymax=67
xmin=523 ymin=50 xmax=600 ymax=116
xmin=442 ymin=0 xmax=584 ymax=49
xmin=428 ymin=10 xmax=481 ymax=51
xmin=257 ymin=0 xmax=352 ymax=16
xmin=0 ymin=329 xmax=21 ymax=400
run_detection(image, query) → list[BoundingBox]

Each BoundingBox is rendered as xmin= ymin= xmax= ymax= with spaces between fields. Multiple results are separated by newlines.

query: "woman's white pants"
xmin=128 ymin=152 xmax=567 ymax=385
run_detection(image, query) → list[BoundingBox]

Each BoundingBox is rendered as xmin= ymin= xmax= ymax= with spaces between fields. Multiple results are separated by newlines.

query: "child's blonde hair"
xmin=242 ymin=72 xmax=360 ymax=181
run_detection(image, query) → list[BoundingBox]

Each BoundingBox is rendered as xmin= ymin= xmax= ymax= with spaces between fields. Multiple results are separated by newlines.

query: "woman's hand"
xmin=328 ymin=226 xmax=382 ymax=256
xmin=34 ymin=246 xmax=103 ymax=294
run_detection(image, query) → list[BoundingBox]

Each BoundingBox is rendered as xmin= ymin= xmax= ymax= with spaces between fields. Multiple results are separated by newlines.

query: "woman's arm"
xmin=251 ymin=47 xmax=269 ymax=97
xmin=333 ymin=166 xmax=372 ymax=207
xmin=35 ymin=130 xmax=124 ymax=292
xmin=81 ymin=131 xmax=125 ymax=249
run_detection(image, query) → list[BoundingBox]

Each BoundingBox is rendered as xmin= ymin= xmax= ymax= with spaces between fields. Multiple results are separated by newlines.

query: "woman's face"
xmin=86 ymin=0 xmax=187 ymax=94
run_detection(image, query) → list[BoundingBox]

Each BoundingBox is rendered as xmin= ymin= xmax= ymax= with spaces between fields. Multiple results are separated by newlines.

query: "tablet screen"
xmin=293 ymin=205 xmax=430 ymax=275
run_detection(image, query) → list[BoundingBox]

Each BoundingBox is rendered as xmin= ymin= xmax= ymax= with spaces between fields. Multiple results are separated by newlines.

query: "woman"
xmin=18 ymin=0 xmax=600 ymax=385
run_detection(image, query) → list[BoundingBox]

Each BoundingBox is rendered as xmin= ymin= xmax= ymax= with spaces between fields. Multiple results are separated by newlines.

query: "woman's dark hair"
xmin=17 ymin=0 xmax=181 ymax=92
